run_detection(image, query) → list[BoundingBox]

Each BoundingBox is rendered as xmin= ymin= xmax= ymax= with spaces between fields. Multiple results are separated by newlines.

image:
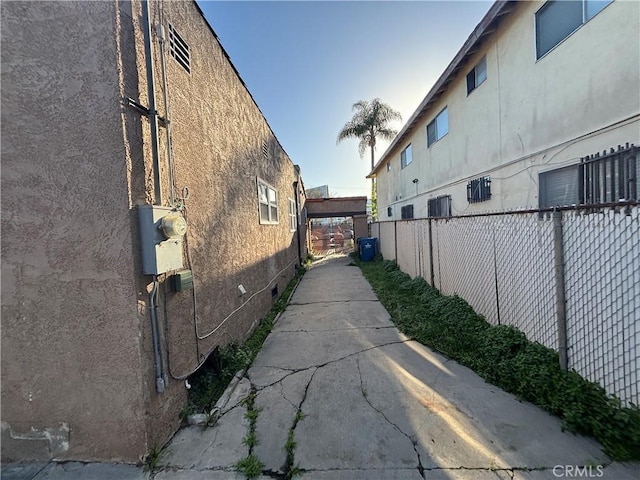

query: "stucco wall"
xmin=377 ymin=0 xmax=640 ymax=218
xmin=1 ymin=1 xmax=146 ymax=462
xmin=135 ymin=0 xmax=305 ymax=451
xmin=2 ymin=0 xmax=306 ymax=463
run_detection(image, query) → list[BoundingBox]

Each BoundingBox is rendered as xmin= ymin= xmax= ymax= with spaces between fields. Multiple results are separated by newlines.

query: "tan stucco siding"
xmin=1 ymin=1 xmax=145 ymax=462
xmin=377 ymin=0 xmax=640 ymax=218
xmin=130 ymin=0 xmax=305 ymax=452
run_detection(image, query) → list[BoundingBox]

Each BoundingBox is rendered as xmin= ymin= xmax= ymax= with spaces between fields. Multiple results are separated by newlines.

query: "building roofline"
xmin=192 ymin=1 xmax=296 ymax=168
xmin=305 ymin=196 xmax=368 ymax=203
xmin=368 ymin=0 xmax=516 ymax=178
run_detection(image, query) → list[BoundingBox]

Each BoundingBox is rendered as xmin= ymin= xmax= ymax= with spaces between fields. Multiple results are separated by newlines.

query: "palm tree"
xmin=337 ymin=98 xmax=401 ymax=219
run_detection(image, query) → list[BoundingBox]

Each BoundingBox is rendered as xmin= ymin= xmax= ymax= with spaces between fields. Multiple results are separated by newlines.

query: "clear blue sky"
xmin=197 ymin=0 xmax=493 ymax=198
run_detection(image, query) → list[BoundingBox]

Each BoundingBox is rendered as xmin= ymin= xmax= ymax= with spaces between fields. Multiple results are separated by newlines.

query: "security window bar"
xmin=258 ymin=179 xmax=279 ymax=224
xmin=539 ymin=143 xmax=638 ymax=208
xmin=582 ymin=144 xmax=638 ymax=204
xmin=400 ymin=204 xmax=414 ymax=219
xmin=428 ymin=195 xmax=452 ymax=217
xmin=427 ymin=107 xmax=449 ymax=147
xmin=168 ymin=23 xmax=191 ymax=73
xmin=288 ymin=199 xmax=297 ymax=232
xmin=466 ymin=56 xmax=487 ymax=95
xmin=467 ymin=176 xmax=492 ymax=203
xmin=535 ymin=0 xmax=613 ymax=59
xmin=401 ymin=144 xmax=413 ymax=169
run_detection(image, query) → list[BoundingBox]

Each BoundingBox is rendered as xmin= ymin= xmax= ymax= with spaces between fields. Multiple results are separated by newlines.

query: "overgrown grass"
xmin=182 ymin=266 xmax=306 ymax=417
xmin=355 ymin=255 xmax=640 ymax=461
xmin=142 ymin=443 xmax=165 ymax=473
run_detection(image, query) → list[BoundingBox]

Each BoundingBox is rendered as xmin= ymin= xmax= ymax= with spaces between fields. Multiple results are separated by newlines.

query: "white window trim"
xmin=427 ymin=107 xmax=449 ymax=147
xmin=288 ymin=198 xmax=297 ymax=232
xmin=401 ymin=144 xmax=413 ymax=169
xmin=466 ymin=56 xmax=487 ymax=95
xmin=257 ymin=178 xmax=279 ymax=225
xmin=534 ymin=0 xmax=613 ymax=62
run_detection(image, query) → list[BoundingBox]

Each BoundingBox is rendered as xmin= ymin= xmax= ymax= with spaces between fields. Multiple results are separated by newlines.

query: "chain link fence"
xmin=372 ymin=205 xmax=639 ymax=406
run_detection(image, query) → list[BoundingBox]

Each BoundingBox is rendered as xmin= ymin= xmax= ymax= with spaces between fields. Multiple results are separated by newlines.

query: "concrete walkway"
xmin=3 ymin=255 xmax=639 ymax=479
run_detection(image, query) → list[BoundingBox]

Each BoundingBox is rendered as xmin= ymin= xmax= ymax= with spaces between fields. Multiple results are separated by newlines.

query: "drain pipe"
xmin=142 ymin=0 xmax=166 ymax=394
xmin=149 ymin=279 xmax=166 ymax=393
xmin=142 ymin=0 xmax=162 ymax=205
xmin=293 ymin=180 xmax=303 ymax=265
xmin=156 ymin=23 xmax=176 ymax=207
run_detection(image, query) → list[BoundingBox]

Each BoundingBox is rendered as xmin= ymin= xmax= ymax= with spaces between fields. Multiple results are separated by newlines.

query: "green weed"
xmin=235 ymin=454 xmax=264 ymax=479
xmin=355 ymin=256 xmax=640 ymax=461
xmin=184 ymin=267 xmax=305 ymax=416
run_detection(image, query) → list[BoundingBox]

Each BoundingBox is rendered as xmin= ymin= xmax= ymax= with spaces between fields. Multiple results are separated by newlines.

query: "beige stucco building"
xmin=1 ymin=0 xmax=307 ymax=462
xmin=371 ymin=0 xmax=639 ymax=219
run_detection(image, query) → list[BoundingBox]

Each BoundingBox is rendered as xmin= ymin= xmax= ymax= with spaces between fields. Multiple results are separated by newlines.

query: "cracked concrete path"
xmin=6 ymin=256 xmax=637 ymax=480
xmin=153 ymin=256 xmax=638 ymax=479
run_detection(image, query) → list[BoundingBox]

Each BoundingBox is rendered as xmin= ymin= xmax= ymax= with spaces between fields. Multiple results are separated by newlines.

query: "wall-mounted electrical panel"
xmin=138 ymin=205 xmax=187 ymax=275
xmin=172 ymin=270 xmax=193 ymax=292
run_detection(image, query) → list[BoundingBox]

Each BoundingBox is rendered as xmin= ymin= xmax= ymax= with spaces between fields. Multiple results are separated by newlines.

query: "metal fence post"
xmin=553 ymin=209 xmax=568 ymax=370
xmin=394 ymin=221 xmax=398 ymax=262
xmin=428 ymin=218 xmax=435 ymax=287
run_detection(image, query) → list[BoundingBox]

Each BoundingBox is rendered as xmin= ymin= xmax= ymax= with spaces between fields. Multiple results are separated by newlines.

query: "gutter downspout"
xmin=142 ymin=1 xmax=166 ymax=393
xmin=293 ymin=180 xmax=303 ymax=266
xmin=156 ymin=23 xmax=176 ymax=207
xmin=142 ymin=0 xmax=162 ymax=205
xmin=149 ymin=279 xmax=166 ymax=393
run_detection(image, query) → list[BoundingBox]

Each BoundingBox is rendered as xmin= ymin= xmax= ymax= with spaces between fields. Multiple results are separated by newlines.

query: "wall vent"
xmin=262 ymin=141 xmax=269 ymax=159
xmin=168 ymin=23 xmax=190 ymax=73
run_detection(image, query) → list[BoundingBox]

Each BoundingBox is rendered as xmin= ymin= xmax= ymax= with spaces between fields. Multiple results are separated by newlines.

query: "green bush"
xmin=355 ymin=257 xmax=640 ymax=461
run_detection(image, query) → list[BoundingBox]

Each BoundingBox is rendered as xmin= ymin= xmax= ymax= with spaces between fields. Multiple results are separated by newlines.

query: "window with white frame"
xmin=288 ymin=199 xmax=297 ymax=231
xmin=257 ymin=179 xmax=278 ymax=224
xmin=466 ymin=56 xmax=487 ymax=95
xmin=427 ymin=107 xmax=449 ymax=147
xmin=400 ymin=144 xmax=413 ymax=169
xmin=535 ymin=0 xmax=613 ymax=59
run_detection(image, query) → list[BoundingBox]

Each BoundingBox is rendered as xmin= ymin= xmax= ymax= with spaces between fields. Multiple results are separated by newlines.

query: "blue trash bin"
xmin=359 ymin=237 xmax=377 ymax=261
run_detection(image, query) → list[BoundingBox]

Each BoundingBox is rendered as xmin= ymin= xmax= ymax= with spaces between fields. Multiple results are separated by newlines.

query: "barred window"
xmin=401 ymin=204 xmax=414 ymax=219
xmin=467 ymin=176 xmax=492 ymax=203
xmin=428 ymin=195 xmax=452 ymax=217
xmin=539 ymin=143 xmax=638 ymax=208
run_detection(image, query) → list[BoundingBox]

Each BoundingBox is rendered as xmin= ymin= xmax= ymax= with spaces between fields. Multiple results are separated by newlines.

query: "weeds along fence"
xmin=370 ymin=204 xmax=639 ymax=406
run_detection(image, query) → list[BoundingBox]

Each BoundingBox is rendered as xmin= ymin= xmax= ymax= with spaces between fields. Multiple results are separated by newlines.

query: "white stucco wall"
xmin=377 ymin=0 xmax=640 ymax=218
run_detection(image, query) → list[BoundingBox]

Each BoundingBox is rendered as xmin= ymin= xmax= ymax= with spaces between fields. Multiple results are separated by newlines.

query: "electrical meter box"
xmin=138 ymin=205 xmax=186 ymax=275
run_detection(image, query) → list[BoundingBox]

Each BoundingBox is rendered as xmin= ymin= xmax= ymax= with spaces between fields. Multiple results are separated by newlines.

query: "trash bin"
xmin=359 ymin=237 xmax=377 ymax=261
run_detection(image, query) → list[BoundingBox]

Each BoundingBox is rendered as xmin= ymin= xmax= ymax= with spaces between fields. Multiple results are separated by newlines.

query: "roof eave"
xmin=368 ymin=0 xmax=516 ymax=177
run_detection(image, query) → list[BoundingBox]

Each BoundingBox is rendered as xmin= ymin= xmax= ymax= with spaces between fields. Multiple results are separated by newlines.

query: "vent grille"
xmin=262 ymin=141 xmax=269 ymax=159
xmin=168 ymin=23 xmax=190 ymax=73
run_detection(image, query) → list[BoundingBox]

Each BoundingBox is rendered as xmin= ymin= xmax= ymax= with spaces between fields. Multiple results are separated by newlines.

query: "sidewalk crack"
xmin=356 ymin=354 xmax=425 ymax=478
xmin=254 ymin=339 xmax=410 ymax=393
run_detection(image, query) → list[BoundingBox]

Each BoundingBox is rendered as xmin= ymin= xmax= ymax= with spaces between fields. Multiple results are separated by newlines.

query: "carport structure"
xmin=305 ymin=196 xmax=368 ymax=255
